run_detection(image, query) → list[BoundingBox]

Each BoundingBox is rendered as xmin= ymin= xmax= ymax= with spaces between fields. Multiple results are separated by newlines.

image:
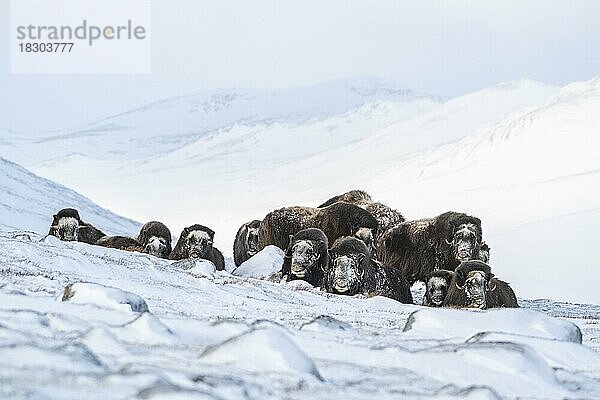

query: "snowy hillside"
xmin=0 ymin=157 xmax=139 ymax=236
xmin=0 ymin=77 xmax=598 ymax=303
xmin=2 ymin=230 xmax=600 ymax=399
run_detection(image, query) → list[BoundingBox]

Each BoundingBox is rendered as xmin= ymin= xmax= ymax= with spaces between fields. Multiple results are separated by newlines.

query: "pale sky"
xmin=1 ymin=0 xmax=600 ymax=132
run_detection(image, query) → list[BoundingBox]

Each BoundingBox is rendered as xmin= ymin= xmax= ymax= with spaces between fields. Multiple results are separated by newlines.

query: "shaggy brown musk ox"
xmin=169 ymin=224 xmax=225 ymax=270
xmin=325 ymin=236 xmax=412 ymax=304
xmin=233 ymin=220 xmax=261 ymax=267
xmin=48 ymin=208 xmax=106 ymax=244
xmin=281 ymin=228 xmax=328 ymax=287
xmin=377 ymin=211 xmax=483 ymax=284
xmin=137 ymin=221 xmax=172 ymax=259
xmin=443 ymin=260 xmax=518 ymax=309
xmin=318 ymin=190 xmax=405 ymax=243
xmin=259 ymin=201 xmax=378 ymax=252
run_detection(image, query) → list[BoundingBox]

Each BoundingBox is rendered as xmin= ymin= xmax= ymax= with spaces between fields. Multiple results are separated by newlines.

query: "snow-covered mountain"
xmin=0 ymin=157 xmax=139 ymax=236
xmin=0 ymin=77 xmax=598 ymax=303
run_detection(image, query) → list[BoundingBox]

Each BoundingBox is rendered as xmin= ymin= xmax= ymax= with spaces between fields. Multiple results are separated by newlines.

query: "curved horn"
xmin=445 ymin=238 xmax=453 ymax=246
xmin=455 ymin=282 xmax=464 ymax=290
xmin=487 ymin=280 xmax=497 ymax=292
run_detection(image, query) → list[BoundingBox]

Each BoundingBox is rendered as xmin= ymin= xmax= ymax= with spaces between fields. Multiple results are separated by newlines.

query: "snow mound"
xmin=299 ymin=315 xmax=357 ymax=334
xmin=232 ymin=245 xmax=284 ymax=279
xmin=114 ymin=312 xmax=178 ymax=345
xmin=172 ymin=258 xmax=217 ymax=278
xmin=60 ymin=282 xmax=149 ymax=313
xmin=403 ymin=308 xmax=582 ymax=343
xmin=199 ymin=325 xmax=322 ymax=379
xmin=468 ymin=332 xmax=600 ymax=372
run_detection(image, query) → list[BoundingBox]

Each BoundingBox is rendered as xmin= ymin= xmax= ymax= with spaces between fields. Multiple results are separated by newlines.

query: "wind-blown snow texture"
xmin=2 ymin=230 xmax=600 ymax=399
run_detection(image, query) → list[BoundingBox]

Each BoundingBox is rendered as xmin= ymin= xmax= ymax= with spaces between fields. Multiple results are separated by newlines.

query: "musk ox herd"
xmin=48 ymin=190 xmax=518 ymax=309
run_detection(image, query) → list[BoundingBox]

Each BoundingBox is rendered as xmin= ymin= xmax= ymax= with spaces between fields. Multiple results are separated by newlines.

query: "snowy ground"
xmin=2 ymin=230 xmax=600 ymax=400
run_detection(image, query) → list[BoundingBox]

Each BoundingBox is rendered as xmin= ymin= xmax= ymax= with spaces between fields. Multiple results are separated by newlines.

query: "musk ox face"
xmin=457 ymin=270 xmax=492 ymax=309
xmin=328 ymin=253 xmax=364 ymax=295
xmin=52 ymin=216 xmax=79 ymax=241
xmin=425 ymin=277 xmax=449 ymax=306
xmin=246 ymin=227 xmax=260 ymax=256
xmin=185 ymin=230 xmax=214 ymax=259
xmin=289 ymin=240 xmax=321 ymax=279
xmin=450 ymin=223 xmax=481 ymax=263
xmin=479 ymin=243 xmax=490 ymax=263
xmin=145 ymin=235 xmax=169 ymax=258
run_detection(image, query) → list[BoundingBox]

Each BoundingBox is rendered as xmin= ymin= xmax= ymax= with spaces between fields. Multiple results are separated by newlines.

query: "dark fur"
xmin=137 ymin=221 xmax=172 ymax=258
xmin=259 ymin=202 xmax=379 ymax=251
xmin=443 ymin=261 xmax=518 ymax=309
xmin=169 ymin=224 xmax=225 ymax=270
xmin=326 ymin=237 xmax=412 ymax=304
xmin=95 ymin=235 xmax=143 ymax=252
xmin=233 ymin=220 xmax=261 ymax=267
xmin=423 ymin=269 xmax=455 ymax=307
xmin=318 ymin=190 xmax=405 ymax=241
xmin=48 ymin=208 xmax=106 ymax=244
xmin=282 ymin=228 xmax=328 ymax=286
xmin=377 ymin=211 xmax=482 ymax=284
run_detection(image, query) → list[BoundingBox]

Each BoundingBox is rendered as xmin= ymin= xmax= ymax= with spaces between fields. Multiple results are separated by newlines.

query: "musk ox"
xmin=281 ymin=228 xmax=328 ymax=286
xmin=259 ymin=202 xmax=378 ymax=252
xmin=377 ymin=211 xmax=483 ymax=283
xmin=48 ymin=208 xmax=106 ymax=244
xmin=95 ymin=235 xmax=143 ymax=251
xmin=325 ymin=237 xmax=413 ymax=304
xmin=137 ymin=221 xmax=172 ymax=259
xmin=443 ymin=260 xmax=518 ymax=309
xmin=233 ymin=220 xmax=261 ymax=267
xmin=422 ymin=269 xmax=455 ymax=307
xmin=318 ymin=190 xmax=405 ymax=242
xmin=169 ymin=224 xmax=225 ymax=270
xmin=479 ymin=242 xmax=490 ymax=263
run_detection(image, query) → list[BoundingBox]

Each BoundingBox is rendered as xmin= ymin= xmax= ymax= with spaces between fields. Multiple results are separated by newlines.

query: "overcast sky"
xmin=1 ymin=0 xmax=600 ymax=132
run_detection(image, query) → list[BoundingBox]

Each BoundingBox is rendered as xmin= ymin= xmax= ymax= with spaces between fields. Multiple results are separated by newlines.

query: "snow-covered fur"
xmin=318 ymin=190 xmax=405 ymax=243
xmin=423 ymin=269 xmax=454 ymax=307
xmin=137 ymin=221 xmax=172 ymax=259
xmin=282 ymin=228 xmax=328 ymax=287
xmin=259 ymin=202 xmax=378 ymax=251
xmin=377 ymin=211 xmax=483 ymax=284
xmin=96 ymin=235 xmax=143 ymax=252
xmin=443 ymin=260 xmax=518 ymax=309
xmin=233 ymin=219 xmax=261 ymax=267
xmin=325 ymin=237 xmax=412 ymax=304
xmin=169 ymin=224 xmax=225 ymax=270
xmin=48 ymin=208 xmax=106 ymax=244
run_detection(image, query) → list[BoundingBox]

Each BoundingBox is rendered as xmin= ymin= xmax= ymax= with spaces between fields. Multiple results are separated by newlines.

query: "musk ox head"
xmin=454 ymin=261 xmax=495 ymax=309
xmin=288 ymin=238 xmax=323 ymax=279
xmin=145 ymin=236 xmax=170 ymax=258
xmin=246 ymin=224 xmax=260 ymax=257
xmin=448 ymin=223 xmax=482 ymax=263
xmin=183 ymin=226 xmax=215 ymax=259
xmin=424 ymin=270 xmax=454 ymax=307
xmin=137 ymin=221 xmax=172 ymax=258
xmin=327 ymin=237 xmax=370 ymax=295
xmin=49 ymin=208 xmax=81 ymax=241
xmin=478 ymin=242 xmax=490 ymax=263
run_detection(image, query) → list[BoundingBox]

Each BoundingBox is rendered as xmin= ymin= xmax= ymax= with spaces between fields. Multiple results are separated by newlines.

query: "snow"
xmin=0 ymin=157 xmax=139 ymax=236
xmin=1 ymin=76 xmax=599 ymax=397
xmin=1 ymin=229 xmax=600 ymax=399
xmin=232 ymin=245 xmax=284 ymax=279
xmin=60 ymin=282 xmax=150 ymax=313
